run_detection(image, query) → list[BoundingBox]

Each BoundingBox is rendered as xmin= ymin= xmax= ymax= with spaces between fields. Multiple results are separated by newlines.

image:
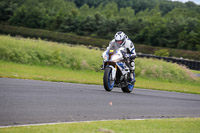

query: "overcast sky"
xmin=171 ymin=0 xmax=200 ymax=4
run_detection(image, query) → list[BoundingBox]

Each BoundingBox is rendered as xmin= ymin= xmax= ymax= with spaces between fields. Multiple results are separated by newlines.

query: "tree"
xmin=102 ymin=1 xmax=118 ymax=19
xmin=0 ymin=0 xmax=24 ymax=21
xmin=9 ymin=4 xmax=48 ymax=28
xmin=119 ymin=7 xmax=135 ymax=21
xmin=187 ymin=31 xmax=200 ymax=50
xmin=79 ymin=4 xmax=90 ymax=17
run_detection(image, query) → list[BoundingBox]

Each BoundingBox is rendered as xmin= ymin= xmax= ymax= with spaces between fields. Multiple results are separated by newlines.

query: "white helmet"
xmin=114 ymin=31 xmax=126 ymax=46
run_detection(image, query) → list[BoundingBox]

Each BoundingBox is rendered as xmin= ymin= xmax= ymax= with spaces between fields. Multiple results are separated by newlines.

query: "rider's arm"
xmin=125 ymin=40 xmax=137 ymax=59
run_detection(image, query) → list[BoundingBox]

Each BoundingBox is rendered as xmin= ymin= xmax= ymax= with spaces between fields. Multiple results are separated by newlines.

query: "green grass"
xmin=0 ymin=60 xmax=103 ymax=85
xmin=135 ymin=58 xmax=196 ymax=82
xmin=191 ymin=70 xmax=200 ymax=74
xmin=0 ymin=60 xmax=200 ymax=94
xmin=136 ymin=77 xmax=200 ymax=94
xmin=0 ymin=118 xmax=200 ymax=133
xmin=0 ymin=35 xmax=102 ymax=71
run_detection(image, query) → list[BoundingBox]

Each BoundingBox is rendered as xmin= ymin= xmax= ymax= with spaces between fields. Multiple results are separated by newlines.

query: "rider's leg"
xmin=130 ymin=61 xmax=136 ymax=82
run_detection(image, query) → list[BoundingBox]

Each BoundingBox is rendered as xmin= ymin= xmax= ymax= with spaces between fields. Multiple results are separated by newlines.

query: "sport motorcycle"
xmin=101 ymin=47 xmax=136 ymax=93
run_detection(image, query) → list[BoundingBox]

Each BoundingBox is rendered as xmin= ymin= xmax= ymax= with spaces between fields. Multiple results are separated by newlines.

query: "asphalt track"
xmin=0 ymin=78 xmax=200 ymax=126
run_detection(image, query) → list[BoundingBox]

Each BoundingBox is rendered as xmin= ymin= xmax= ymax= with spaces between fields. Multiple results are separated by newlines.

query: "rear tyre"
xmin=103 ymin=67 xmax=115 ymax=92
xmin=121 ymin=83 xmax=134 ymax=93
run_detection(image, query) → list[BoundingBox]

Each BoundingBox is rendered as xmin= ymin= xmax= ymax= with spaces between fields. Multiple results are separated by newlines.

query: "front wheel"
xmin=121 ymin=83 xmax=134 ymax=93
xmin=103 ymin=67 xmax=115 ymax=91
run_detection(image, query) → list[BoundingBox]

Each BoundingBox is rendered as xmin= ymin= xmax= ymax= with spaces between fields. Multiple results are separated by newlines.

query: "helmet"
xmin=114 ymin=31 xmax=126 ymax=46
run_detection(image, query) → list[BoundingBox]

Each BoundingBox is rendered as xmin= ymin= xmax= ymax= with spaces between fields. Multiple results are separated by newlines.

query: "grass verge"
xmin=0 ymin=118 xmax=200 ymax=133
xmin=191 ymin=70 xmax=200 ymax=74
xmin=0 ymin=60 xmax=200 ymax=94
xmin=0 ymin=60 xmax=102 ymax=85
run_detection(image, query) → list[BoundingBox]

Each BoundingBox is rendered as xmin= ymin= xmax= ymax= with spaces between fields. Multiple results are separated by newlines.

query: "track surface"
xmin=0 ymin=78 xmax=200 ymax=126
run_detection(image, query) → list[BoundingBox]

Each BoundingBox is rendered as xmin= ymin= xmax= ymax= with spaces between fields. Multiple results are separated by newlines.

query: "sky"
xmin=171 ymin=0 xmax=200 ymax=4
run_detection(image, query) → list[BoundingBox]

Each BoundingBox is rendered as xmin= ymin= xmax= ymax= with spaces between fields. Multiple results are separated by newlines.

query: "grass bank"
xmin=0 ymin=118 xmax=200 ymax=133
xmin=0 ymin=35 xmax=198 ymax=81
xmin=0 ymin=60 xmax=200 ymax=94
xmin=0 ymin=35 xmax=102 ymax=71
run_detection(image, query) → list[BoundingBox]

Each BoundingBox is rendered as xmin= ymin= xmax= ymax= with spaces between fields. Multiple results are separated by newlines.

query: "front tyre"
xmin=103 ymin=67 xmax=115 ymax=92
xmin=121 ymin=83 xmax=134 ymax=93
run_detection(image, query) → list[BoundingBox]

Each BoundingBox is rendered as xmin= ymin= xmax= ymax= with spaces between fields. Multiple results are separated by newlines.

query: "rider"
xmin=106 ymin=31 xmax=136 ymax=83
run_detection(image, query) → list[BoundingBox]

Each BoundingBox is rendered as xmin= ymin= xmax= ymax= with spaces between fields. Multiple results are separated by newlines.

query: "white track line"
xmin=0 ymin=119 xmax=147 ymax=128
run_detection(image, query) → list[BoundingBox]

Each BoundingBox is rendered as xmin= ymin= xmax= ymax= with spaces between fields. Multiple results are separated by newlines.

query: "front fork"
xmin=102 ymin=61 xmax=117 ymax=81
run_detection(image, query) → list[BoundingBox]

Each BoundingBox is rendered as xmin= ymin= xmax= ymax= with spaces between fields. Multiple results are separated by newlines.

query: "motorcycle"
xmin=101 ymin=47 xmax=136 ymax=93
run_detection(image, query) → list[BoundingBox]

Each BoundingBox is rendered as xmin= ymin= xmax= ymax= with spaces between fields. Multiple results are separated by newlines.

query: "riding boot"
xmin=130 ymin=70 xmax=136 ymax=83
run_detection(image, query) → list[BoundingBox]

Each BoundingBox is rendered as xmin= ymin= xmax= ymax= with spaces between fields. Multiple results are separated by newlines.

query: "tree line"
xmin=0 ymin=0 xmax=200 ymax=51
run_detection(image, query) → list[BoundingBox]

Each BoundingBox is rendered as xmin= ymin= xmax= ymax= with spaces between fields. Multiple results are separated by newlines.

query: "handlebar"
xmin=130 ymin=55 xmax=137 ymax=59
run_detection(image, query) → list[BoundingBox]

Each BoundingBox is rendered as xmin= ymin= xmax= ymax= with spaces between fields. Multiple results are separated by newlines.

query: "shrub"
xmin=154 ymin=49 xmax=169 ymax=57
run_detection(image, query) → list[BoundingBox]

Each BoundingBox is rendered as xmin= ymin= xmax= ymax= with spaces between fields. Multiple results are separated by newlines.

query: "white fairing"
xmin=102 ymin=51 xmax=108 ymax=61
xmin=109 ymin=65 xmax=116 ymax=80
xmin=110 ymin=50 xmax=123 ymax=62
xmin=103 ymin=47 xmax=125 ymax=62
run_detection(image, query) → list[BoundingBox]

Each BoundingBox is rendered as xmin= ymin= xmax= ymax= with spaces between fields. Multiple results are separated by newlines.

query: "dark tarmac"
xmin=0 ymin=78 xmax=200 ymax=126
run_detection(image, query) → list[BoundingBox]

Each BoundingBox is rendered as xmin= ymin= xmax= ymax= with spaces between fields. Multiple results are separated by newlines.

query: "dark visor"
xmin=116 ymin=40 xmax=123 ymax=44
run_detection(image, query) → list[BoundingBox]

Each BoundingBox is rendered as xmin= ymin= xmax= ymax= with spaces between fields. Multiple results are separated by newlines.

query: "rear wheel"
xmin=121 ymin=83 xmax=134 ymax=93
xmin=103 ymin=67 xmax=115 ymax=91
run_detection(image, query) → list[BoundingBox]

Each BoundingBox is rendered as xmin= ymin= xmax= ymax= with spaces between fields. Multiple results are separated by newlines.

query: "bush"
xmin=154 ymin=49 xmax=169 ymax=57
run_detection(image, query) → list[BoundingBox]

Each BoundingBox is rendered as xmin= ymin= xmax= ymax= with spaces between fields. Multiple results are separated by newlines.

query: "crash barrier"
xmin=137 ymin=53 xmax=200 ymax=71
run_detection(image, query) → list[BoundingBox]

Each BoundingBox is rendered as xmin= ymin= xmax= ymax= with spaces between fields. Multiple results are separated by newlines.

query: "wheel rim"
xmin=128 ymin=84 xmax=134 ymax=91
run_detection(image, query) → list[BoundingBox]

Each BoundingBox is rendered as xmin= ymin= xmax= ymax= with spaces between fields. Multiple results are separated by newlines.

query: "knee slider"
xmin=130 ymin=62 xmax=135 ymax=70
xmin=131 ymin=62 xmax=135 ymax=67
